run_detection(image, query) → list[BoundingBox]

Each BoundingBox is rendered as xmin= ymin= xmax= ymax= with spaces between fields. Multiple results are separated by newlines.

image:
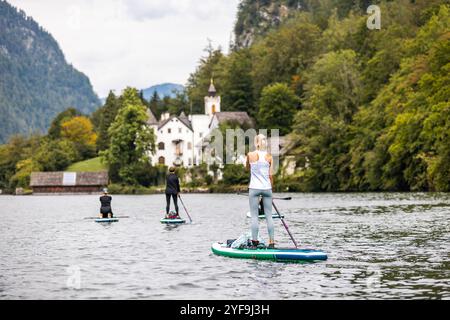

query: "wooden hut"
xmin=30 ymin=172 xmax=108 ymax=194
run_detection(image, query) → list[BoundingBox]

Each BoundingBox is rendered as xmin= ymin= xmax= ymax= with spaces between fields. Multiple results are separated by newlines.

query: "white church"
xmin=146 ymin=80 xmax=253 ymax=168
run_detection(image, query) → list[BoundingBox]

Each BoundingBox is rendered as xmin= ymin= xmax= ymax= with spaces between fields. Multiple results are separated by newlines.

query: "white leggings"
xmin=249 ymin=189 xmax=274 ymax=242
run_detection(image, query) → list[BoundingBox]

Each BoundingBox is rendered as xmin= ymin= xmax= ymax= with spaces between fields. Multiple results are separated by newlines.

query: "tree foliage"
xmin=227 ymin=0 xmax=450 ymax=192
xmin=258 ymin=83 xmax=300 ymax=134
xmin=60 ymin=116 xmax=97 ymax=159
xmin=101 ymin=88 xmax=156 ymax=185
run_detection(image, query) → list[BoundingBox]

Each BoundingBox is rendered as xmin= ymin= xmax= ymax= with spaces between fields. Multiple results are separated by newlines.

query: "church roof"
xmin=179 ymin=111 xmax=188 ymax=120
xmin=208 ymin=79 xmax=216 ymax=95
xmin=146 ymin=109 xmax=158 ymax=125
xmin=158 ymin=115 xmax=193 ymax=131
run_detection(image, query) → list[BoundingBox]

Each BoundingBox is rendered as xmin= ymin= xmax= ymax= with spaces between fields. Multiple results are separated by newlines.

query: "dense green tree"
xmin=303 ymin=49 xmax=362 ymax=123
xmin=166 ymin=91 xmax=190 ymax=116
xmin=148 ymin=91 xmax=162 ymax=118
xmin=250 ymin=16 xmax=322 ymax=100
xmin=290 ymin=49 xmax=361 ymax=191
xmin=9 ymin=158 xmax=42 ymax=189
xmin=349 ymin=4 xmax=450 ymax=191
xmin=222 ymin=164 xmax=250 ymax=185
xmin=33 ymin=139 xmax=78 ymax=172
xmin=101 ymin=88 xmax=156 ymax=185
xmin=48 ymin=108 xmax=83 ymax=139
xmin=219 ymin=49 xmax=255 ymax=115
xmin=92 ymin=91 xmax=121 ymax=151
xmin=60 ymin=116 xmax=97 ymax=159
xmin=258 ymin=83 xmax=300 ymax=135
xmin=0 ymin=135 xmax=41 ymax=190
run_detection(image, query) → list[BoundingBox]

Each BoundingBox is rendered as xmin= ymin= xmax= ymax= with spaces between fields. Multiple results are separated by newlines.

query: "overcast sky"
xmin=8 ymin=0 xmax=240 ymax=97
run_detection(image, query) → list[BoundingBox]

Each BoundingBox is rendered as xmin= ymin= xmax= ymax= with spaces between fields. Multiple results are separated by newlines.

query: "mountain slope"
xmin=234 ymin=0 xmax=305 ymax=48
xmin=233 ymin=0 xmax=374 ymax=49
xmin=0 ymin=0 xmax=100 ymax=143
xmin=142 ymin=83 xmax=184 ymax=100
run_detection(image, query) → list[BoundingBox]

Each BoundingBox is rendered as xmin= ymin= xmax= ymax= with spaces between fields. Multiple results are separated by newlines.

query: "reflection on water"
xmin=0 ymin=193 xmax=449 ymax=300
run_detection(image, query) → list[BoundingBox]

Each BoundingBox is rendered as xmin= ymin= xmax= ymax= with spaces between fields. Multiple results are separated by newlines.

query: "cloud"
xmin=124 ymin=0 xmax=238 ymax=21
xmin=7 ymin=0 xmax=240 ymax=97
xmin=124 ymin=0 xmax=182 ymax=20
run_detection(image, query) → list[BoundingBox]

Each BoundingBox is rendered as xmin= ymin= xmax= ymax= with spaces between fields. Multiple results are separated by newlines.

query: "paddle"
xmin=237 ymin=193 xmax=292 ymax=201
xmin=272 ymin=201 xmax=299 ymax=249
xmin=84 ymin=216 xmax=130 ymax=220
xmin=178 ymin=194 xmax=193 ymax=223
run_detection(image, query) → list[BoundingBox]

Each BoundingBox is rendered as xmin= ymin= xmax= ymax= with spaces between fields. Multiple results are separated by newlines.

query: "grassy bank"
xmin=67 ymin=157 xmax=107 ymax=172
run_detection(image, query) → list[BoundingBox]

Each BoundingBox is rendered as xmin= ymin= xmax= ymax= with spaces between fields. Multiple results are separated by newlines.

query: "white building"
xmin=147 ymin=80 xmax=252 ymax=168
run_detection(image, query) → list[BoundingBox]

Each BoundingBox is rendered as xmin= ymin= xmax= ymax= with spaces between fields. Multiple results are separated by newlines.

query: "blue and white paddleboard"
xmin=160 ymin=218 xmax=186 ymax=224
xmin=95 ymin=218 xmax=119 ymax=223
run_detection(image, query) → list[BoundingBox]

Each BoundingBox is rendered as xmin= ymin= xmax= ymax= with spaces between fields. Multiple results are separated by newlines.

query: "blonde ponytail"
xmin=254 ymin=134 xmax=267 ymax=151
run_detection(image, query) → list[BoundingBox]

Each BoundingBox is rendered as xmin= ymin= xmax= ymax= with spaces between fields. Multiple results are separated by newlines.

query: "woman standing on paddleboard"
xmin=165 ymin=167 xmax=181 ymax=218
xmin=246 ymin=134 xmax=275 ymax=249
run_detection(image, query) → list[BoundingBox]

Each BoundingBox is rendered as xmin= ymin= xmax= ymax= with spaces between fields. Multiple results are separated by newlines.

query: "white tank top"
xmin=249 ymin=151 xmax=272 ymax=190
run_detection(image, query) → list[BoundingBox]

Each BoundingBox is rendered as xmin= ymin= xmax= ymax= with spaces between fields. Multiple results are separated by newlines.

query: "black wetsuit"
xmin=166 ymin=174 xmax=180 ymax=215
xmin=100 ymin=195 xmax=113 ymax=218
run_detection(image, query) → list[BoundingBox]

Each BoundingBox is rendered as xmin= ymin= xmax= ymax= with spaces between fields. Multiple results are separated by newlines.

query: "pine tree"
xmin=149 ymin=91 xmax=161 ymax=118
xmin=94 ymin=91 xmax=121 ymax=152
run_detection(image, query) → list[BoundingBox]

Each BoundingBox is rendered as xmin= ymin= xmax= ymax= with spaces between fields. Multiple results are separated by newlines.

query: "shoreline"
xmin=1 ymin=189 xmax=448 ymax=196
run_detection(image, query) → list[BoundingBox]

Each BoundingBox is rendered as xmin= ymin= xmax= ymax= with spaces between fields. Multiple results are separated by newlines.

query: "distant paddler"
xmin=99 ymin=188 xmax=114 ymax=219
xmin=165 ymin=167 xmax=181 ymax=219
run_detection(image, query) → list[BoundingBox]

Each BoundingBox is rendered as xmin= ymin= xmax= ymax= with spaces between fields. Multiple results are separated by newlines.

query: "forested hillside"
xmin=187 ymin=0 xmax=450 ymax=192
xmin=0 ymin=0 xmax=100 ymax=143
xmin=233 ymin=0 xmax=374 ymax=48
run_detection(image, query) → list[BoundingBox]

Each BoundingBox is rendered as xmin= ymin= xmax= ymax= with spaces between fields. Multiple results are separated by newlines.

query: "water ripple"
xmin=0 ymin=193 xmax=449 ymax=299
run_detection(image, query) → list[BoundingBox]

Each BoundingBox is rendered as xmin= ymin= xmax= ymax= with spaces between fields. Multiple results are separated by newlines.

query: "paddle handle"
xmin=272 ymin=201 xmax=299 ymax=249
xmin=178 ymin=195 xmax=193 ymax=223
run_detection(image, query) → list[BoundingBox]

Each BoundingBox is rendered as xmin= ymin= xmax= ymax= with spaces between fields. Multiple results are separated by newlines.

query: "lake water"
xmin=0 ymin=193 xmax=449 ymax=300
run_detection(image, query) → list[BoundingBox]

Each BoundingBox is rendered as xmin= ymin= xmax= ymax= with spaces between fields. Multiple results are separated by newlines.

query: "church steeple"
xmin=208 ymin=78 xmax=216 ymax=97
xmin=204 ymin=78 xmax=221 ymax=116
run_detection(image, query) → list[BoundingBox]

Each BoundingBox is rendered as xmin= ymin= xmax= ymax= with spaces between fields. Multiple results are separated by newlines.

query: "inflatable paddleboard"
xmin=95 ymin=218 xmax=119 ymax=223
xmin=246 ymin=212 xmax=284 ymax=219
xmin=211 ymin=242 xmax=327 ymax=262
xmin=160 ymin=218 xmax=186 ymax=224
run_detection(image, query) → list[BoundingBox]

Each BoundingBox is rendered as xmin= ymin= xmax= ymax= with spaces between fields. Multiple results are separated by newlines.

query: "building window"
xmin=158 ymin=142 xmax=165 ymax=150
xmin=168 ymin=129 xmax=171 ymax=134
xmin=179 ymin=128 xmax=182 ymax=133
xmin=158 ymin=157 xmax=165 ymax=165
xmin=199 ymin=133 xmax=203 ymax=138
xmin=175 ymin=143 xmax=183 ymax=156
xmin=188 ymin=142 xmax=192 ymax=150
xmin=188 ymin=158 xmax=192 ymax=166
